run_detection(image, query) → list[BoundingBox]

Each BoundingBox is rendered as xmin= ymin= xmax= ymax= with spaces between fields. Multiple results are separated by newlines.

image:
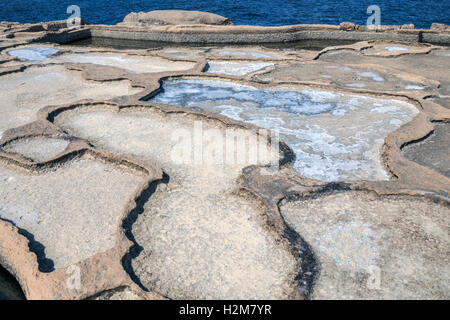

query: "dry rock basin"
xmin=0 ymin=64 xmax=139 ymax=134
xmin=402 ymin=122 xmax=449 ymax=178
xmin=0 ymin=15 xmax=449 ymax=300
xmin=280 ymin=191 xmax=449 ymax=299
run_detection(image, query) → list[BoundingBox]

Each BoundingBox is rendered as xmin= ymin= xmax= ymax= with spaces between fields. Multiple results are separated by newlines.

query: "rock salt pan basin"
xmin=0 ymin=65 xmax=139 ymax=134
xmin=150 ymin=79 xmax=418 ymax=181
xmin=0 ymin=154 xmax=146 ymax=270
xmin=7 ymin=47 xmax=59 ymax=61
xmin=54 ymin=106 xmax=299 ymax=299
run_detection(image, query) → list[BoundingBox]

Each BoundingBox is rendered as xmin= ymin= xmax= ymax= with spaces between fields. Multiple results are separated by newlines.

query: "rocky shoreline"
xmin=1 ymin=10 xmax=450 ymax=47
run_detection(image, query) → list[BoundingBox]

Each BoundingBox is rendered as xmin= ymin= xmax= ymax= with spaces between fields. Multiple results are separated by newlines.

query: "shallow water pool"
xmin=150 ymin=79 xmax=419 ymax=181
xmin=7 ymin=47 xmax=59 ymax=61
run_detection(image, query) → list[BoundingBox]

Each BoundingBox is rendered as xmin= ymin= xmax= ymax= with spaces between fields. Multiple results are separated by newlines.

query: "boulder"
xmin=119 ymin=10 xmax=232 ymax=26
xmin=399 ymin=24 xmax=414 ymax=30
xmin=339 ymin=22 xmax=359 ymax=31
xmin=430 ymin=23 xmax=449 ymax=31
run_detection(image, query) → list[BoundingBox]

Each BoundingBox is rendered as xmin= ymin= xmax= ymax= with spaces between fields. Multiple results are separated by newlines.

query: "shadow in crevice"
xmin=121 ymin=172 xmax=170 ymax=292
xmin=84 ymin=286 xmax=131 ymax=300
xmin=0 ymin=218 xmax=54 ymax=273
xmin=401 ymin=121 xmax=450 ymax=178
xmin=400 ymin=128 xmax=435 ymax=150
xmin=0 ymin=264 xmax=26 ymax=300
xmin=283 ymin=224 xmax=319 ymax=299
xmin=276 ymin=184 xmax=347 ymax=299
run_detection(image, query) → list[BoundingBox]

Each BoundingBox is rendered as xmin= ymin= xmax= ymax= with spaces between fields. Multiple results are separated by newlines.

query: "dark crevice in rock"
xmin=84 ymin=286 xmax=135 ymax=300
xmin=400 ymin=129 xmax=435 ymax=150
xmin=121 ymin=172 xmax=170 ymax=292
xmin=282 ymin=223 xmax=319 ymax=299
xmin=283 ymin=182 xmax=348 ymax=203
xmin=0 ymin=264 xmax=26 ymax=300
xmin=279 ymin=141 xmax=296 ymax=168
xmin=277 ymin=183 xmax=349 ymax=299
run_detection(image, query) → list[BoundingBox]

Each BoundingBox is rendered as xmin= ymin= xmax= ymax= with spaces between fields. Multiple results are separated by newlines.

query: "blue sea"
xmin=0 ymin=0 xmax=449 ymax=29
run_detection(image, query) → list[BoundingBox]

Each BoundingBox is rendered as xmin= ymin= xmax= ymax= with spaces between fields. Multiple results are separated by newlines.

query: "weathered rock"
xmin=53 ymin=52 xmax=196 ymax=73
xmin=2 ymin=136 xmax=69 ymax=163
xmin=0 ymin=20 xmax=449 ymax=300
xmin=0 ymin=22 xmax=20 ymax=28
xmin=430 ymin=23 xmax=449 ymax=31
xmin=0 ymin=265 xmax=25 ymax=300
xmin=119 ymin=10 xmax=232 ymax=26
xmin=361 ymin=25 xmax=414 ymax=31
xmin=340 ymin=22 xmax=358 ymax=31
xmin=54 ymin=105 xmax=298 ymax=300
xmin=281 ymin=191 xmax=450 ymax=299
xmin=43 ymin=19 xmax=89 ymax=31
xmin=402 ymin=122 xmax=450 ymax=178
xmin=0 ymin=64 xmax=140 ymax=134
xmin=17 ymin=24 xmax=45 ymax=33
xmin=87 ymin=286 xmax=144 ymax=300
xmin=399 ymin=24 xmax=415 ymax=30
xmin=0 ymin=154 xmax=147 ymax=270
xmin=251 ymin=60 xmax=437 ymax=94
